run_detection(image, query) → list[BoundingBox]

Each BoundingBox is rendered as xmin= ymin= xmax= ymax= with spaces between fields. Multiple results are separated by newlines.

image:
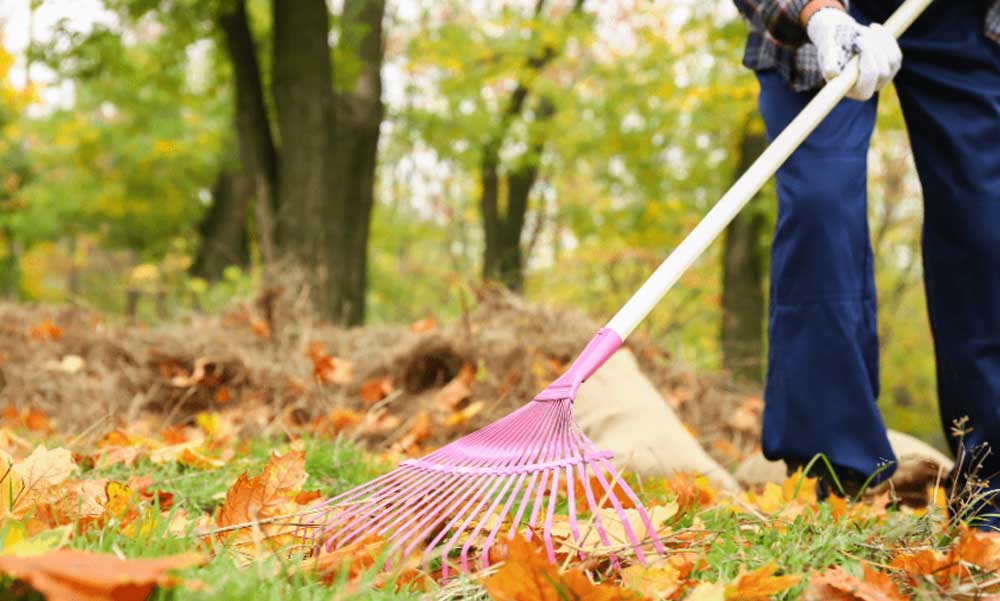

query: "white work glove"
xmin=806 ymin=8 xmax=902 ymax=101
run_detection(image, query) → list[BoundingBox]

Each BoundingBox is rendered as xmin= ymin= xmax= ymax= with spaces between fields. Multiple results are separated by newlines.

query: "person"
xmin=732 ymin=0 xmax=1000 ymax=518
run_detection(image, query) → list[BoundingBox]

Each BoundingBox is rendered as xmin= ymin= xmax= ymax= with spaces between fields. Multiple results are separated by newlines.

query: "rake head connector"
xmin=305 ymin=329 xmax=667 ymax=575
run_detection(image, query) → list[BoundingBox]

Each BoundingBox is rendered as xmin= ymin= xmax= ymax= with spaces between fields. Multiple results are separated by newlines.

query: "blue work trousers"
xmin=758 ymin=0 xmax=1000 ymax=500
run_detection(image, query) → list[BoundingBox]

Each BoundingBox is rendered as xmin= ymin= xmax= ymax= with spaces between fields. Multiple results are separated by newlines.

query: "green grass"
xmin=0 ymin=436 xmax=964 ymax=599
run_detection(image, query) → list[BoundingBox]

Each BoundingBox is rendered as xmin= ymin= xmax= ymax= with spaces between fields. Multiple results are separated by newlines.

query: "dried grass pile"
xmin=0 ymin=277 xmax=762 ymax=465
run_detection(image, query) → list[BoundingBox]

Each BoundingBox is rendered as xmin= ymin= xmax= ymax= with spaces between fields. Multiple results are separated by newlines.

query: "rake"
xmin=305 ymin=0 xmax=932 ymax=575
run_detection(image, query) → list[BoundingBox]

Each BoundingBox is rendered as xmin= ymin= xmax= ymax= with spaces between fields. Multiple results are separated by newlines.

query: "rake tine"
xmin=576 ymin=462 xmax=616 ymax=558
xmin=480 ymin=472 xmax=527 ymax=569
xmin=588 ymin=460 xmax=646 ymax=564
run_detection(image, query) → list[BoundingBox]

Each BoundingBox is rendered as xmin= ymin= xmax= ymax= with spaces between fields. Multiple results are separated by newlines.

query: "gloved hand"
xmin=806 ymin=8 xmax=902 ymax=101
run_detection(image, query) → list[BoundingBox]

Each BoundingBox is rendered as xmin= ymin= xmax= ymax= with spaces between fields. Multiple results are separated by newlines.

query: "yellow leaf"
xmin=685 ymin=582 xmax=725 ymax=601
xmin=1 ymin=524 xmax=71 ymax=557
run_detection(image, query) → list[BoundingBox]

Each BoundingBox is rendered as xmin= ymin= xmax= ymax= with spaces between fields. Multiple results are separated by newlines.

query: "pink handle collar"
xmin=533 ymin=328 xmax=622 ymax=402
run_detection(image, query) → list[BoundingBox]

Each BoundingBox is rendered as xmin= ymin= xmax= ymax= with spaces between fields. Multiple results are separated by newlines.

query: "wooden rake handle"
xmin=604 ymin=0 xmax=934 ymax=340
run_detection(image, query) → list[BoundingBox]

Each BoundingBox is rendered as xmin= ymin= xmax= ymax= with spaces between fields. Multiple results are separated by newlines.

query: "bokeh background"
xmin=0 ymin=0 xmax=936 ymax=444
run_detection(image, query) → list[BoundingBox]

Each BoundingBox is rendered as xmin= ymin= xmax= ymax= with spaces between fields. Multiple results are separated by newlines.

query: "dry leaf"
xmin=725 ymin=562 xmax=800 ymax=600
xmin=666 ymin=473 xmax=717 ymax=511
xmin=622 ymin=553 xmax=700 ymax=599
xmin=551 ymin=503 xmax=677 ymax=553
xmin=482 ymin=535 xmax=634 ymax=601
xmin=804 ymin=564 xmax=906 ymax=601
xmin=433 ymin=362 xmax=475 ymax=411
xmin=10 ymin=446 xmax=78 ymax=514
xmin=685 ymin=582 xmax=725 ymax=601
xmin=0 ymin=549 xmax=202 ymax=601
xmin=307 ymin=342 xmax=353 ymax=385
xmin=215 ymin=450 xmax=312 ymax=558
xmin=359 ymin=377 xmax=394 ymax=407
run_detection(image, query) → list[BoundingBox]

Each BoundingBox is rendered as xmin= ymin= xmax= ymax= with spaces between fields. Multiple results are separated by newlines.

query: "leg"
xmin=892 ymin=0 xmax=1000 ymax=520
xmin=756 ymin=69 xmax=897 ymax=481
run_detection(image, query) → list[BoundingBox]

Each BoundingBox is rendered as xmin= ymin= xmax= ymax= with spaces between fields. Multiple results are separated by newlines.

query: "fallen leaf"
xmin=0 ymin=549 xmax=202 ymax=601
xmin=622 ymin=553 xmax=701 ymax=599
xmin=216 ymin=450 xmax=312 ymax=559
xmin=0 ymin=523 xmax=71 ymax=557
xmin=804 ymin=564 xmax=906 ymax=601
xmin=483 ymin=535 xmax=633 ymax=601
xmin=307 ymin=342 xmax=353 ymax=385
xmin=725 ymin=562 xmax=800 ymax=600
xmin=685 ymin=582 xmax=725 ymax=601
xmin=666 ymin=473 xmax=717 ymax=511
xmin=359 ymin=377 xmax=394 ymax=407
xmin=433 ymin=362 xmax=475 ymax=411
xmin=551 ymin=502 xmax=677 ymax=553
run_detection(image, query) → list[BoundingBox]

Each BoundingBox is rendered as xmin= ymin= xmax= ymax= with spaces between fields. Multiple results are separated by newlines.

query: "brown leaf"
xmin=215 ymin=450 xmax=313 ymax=561
xmin=482 ymin=535 xmax=635 ymax=601
xmin=724 ymin=562 xmax=800 ymax=600
xmin=804 ymin=564 xmax=906 ymax=601
xmin=0 ymin=549 xmax=202 ymax=601
xmin=433 ymin=362 xmax=475 ymax=411
xmin=307 ymin=342 xmax=353 ymax=385
xmin=359 ymin=377 xmax=394 ymax=407
xmin=956 ymin=526 xmax=1000 ymax=571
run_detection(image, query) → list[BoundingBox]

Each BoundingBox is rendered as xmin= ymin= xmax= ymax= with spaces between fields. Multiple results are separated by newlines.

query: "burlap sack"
xmin=573 ymin=349 xmax=739 ymax=492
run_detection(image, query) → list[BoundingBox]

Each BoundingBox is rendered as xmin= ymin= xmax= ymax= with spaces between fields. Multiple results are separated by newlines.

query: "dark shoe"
xmin=786 ymin=460 xmax=869 ymax=501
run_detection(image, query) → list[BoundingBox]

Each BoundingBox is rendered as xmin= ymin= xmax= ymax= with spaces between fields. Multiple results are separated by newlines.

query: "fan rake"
xmin=304 ymin=330 xmax=666 ymax=574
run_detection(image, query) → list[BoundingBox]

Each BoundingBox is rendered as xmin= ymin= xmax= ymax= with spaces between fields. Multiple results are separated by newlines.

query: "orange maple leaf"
xmin=0 ymin=549 xmax=202 ymax=601
xmin=215 ymin=450 xmax=313 ymax=557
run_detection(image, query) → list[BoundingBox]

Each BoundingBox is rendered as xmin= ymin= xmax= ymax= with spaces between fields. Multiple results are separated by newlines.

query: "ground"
xmin=0 ymin=289 xmax=998 ymax=600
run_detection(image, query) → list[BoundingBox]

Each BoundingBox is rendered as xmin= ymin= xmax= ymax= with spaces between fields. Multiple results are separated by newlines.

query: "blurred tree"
xmin=192 ymin=0 xmax=388 ymax=323
xmin=720 ymin=114 xmax=768 ymax=383
xmin=478 ymin=0 xmax=582 ymax=291
xmin=192 ymin=0 xmax=277 ymax=278
xmin=0 ymin=32 xmax=33 ymax=297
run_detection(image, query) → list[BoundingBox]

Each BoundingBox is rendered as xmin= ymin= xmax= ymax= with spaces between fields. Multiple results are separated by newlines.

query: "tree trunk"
xmin=327 ymin=0 xmax=386 ymax=325
xmin=478 ymin=0 xmax=579 ymax=292
xmin=191 ymin=170 xmax=251 ymax=281
xmin=217 ymin=0 xmax=278 ymax=263
xmin=272 ymin=0 xmax=336 ymax=301
xmin=720 ymin=118 xmax=769 ymax=383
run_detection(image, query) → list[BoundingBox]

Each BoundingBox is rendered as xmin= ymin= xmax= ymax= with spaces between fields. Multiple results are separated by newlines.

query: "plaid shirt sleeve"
xmin=733 ymin=0 xmax=840 ymax=46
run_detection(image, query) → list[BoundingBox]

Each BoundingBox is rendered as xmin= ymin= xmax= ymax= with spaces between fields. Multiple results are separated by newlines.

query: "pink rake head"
xmin=303 ymin=329 xmax=666 ymax=575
